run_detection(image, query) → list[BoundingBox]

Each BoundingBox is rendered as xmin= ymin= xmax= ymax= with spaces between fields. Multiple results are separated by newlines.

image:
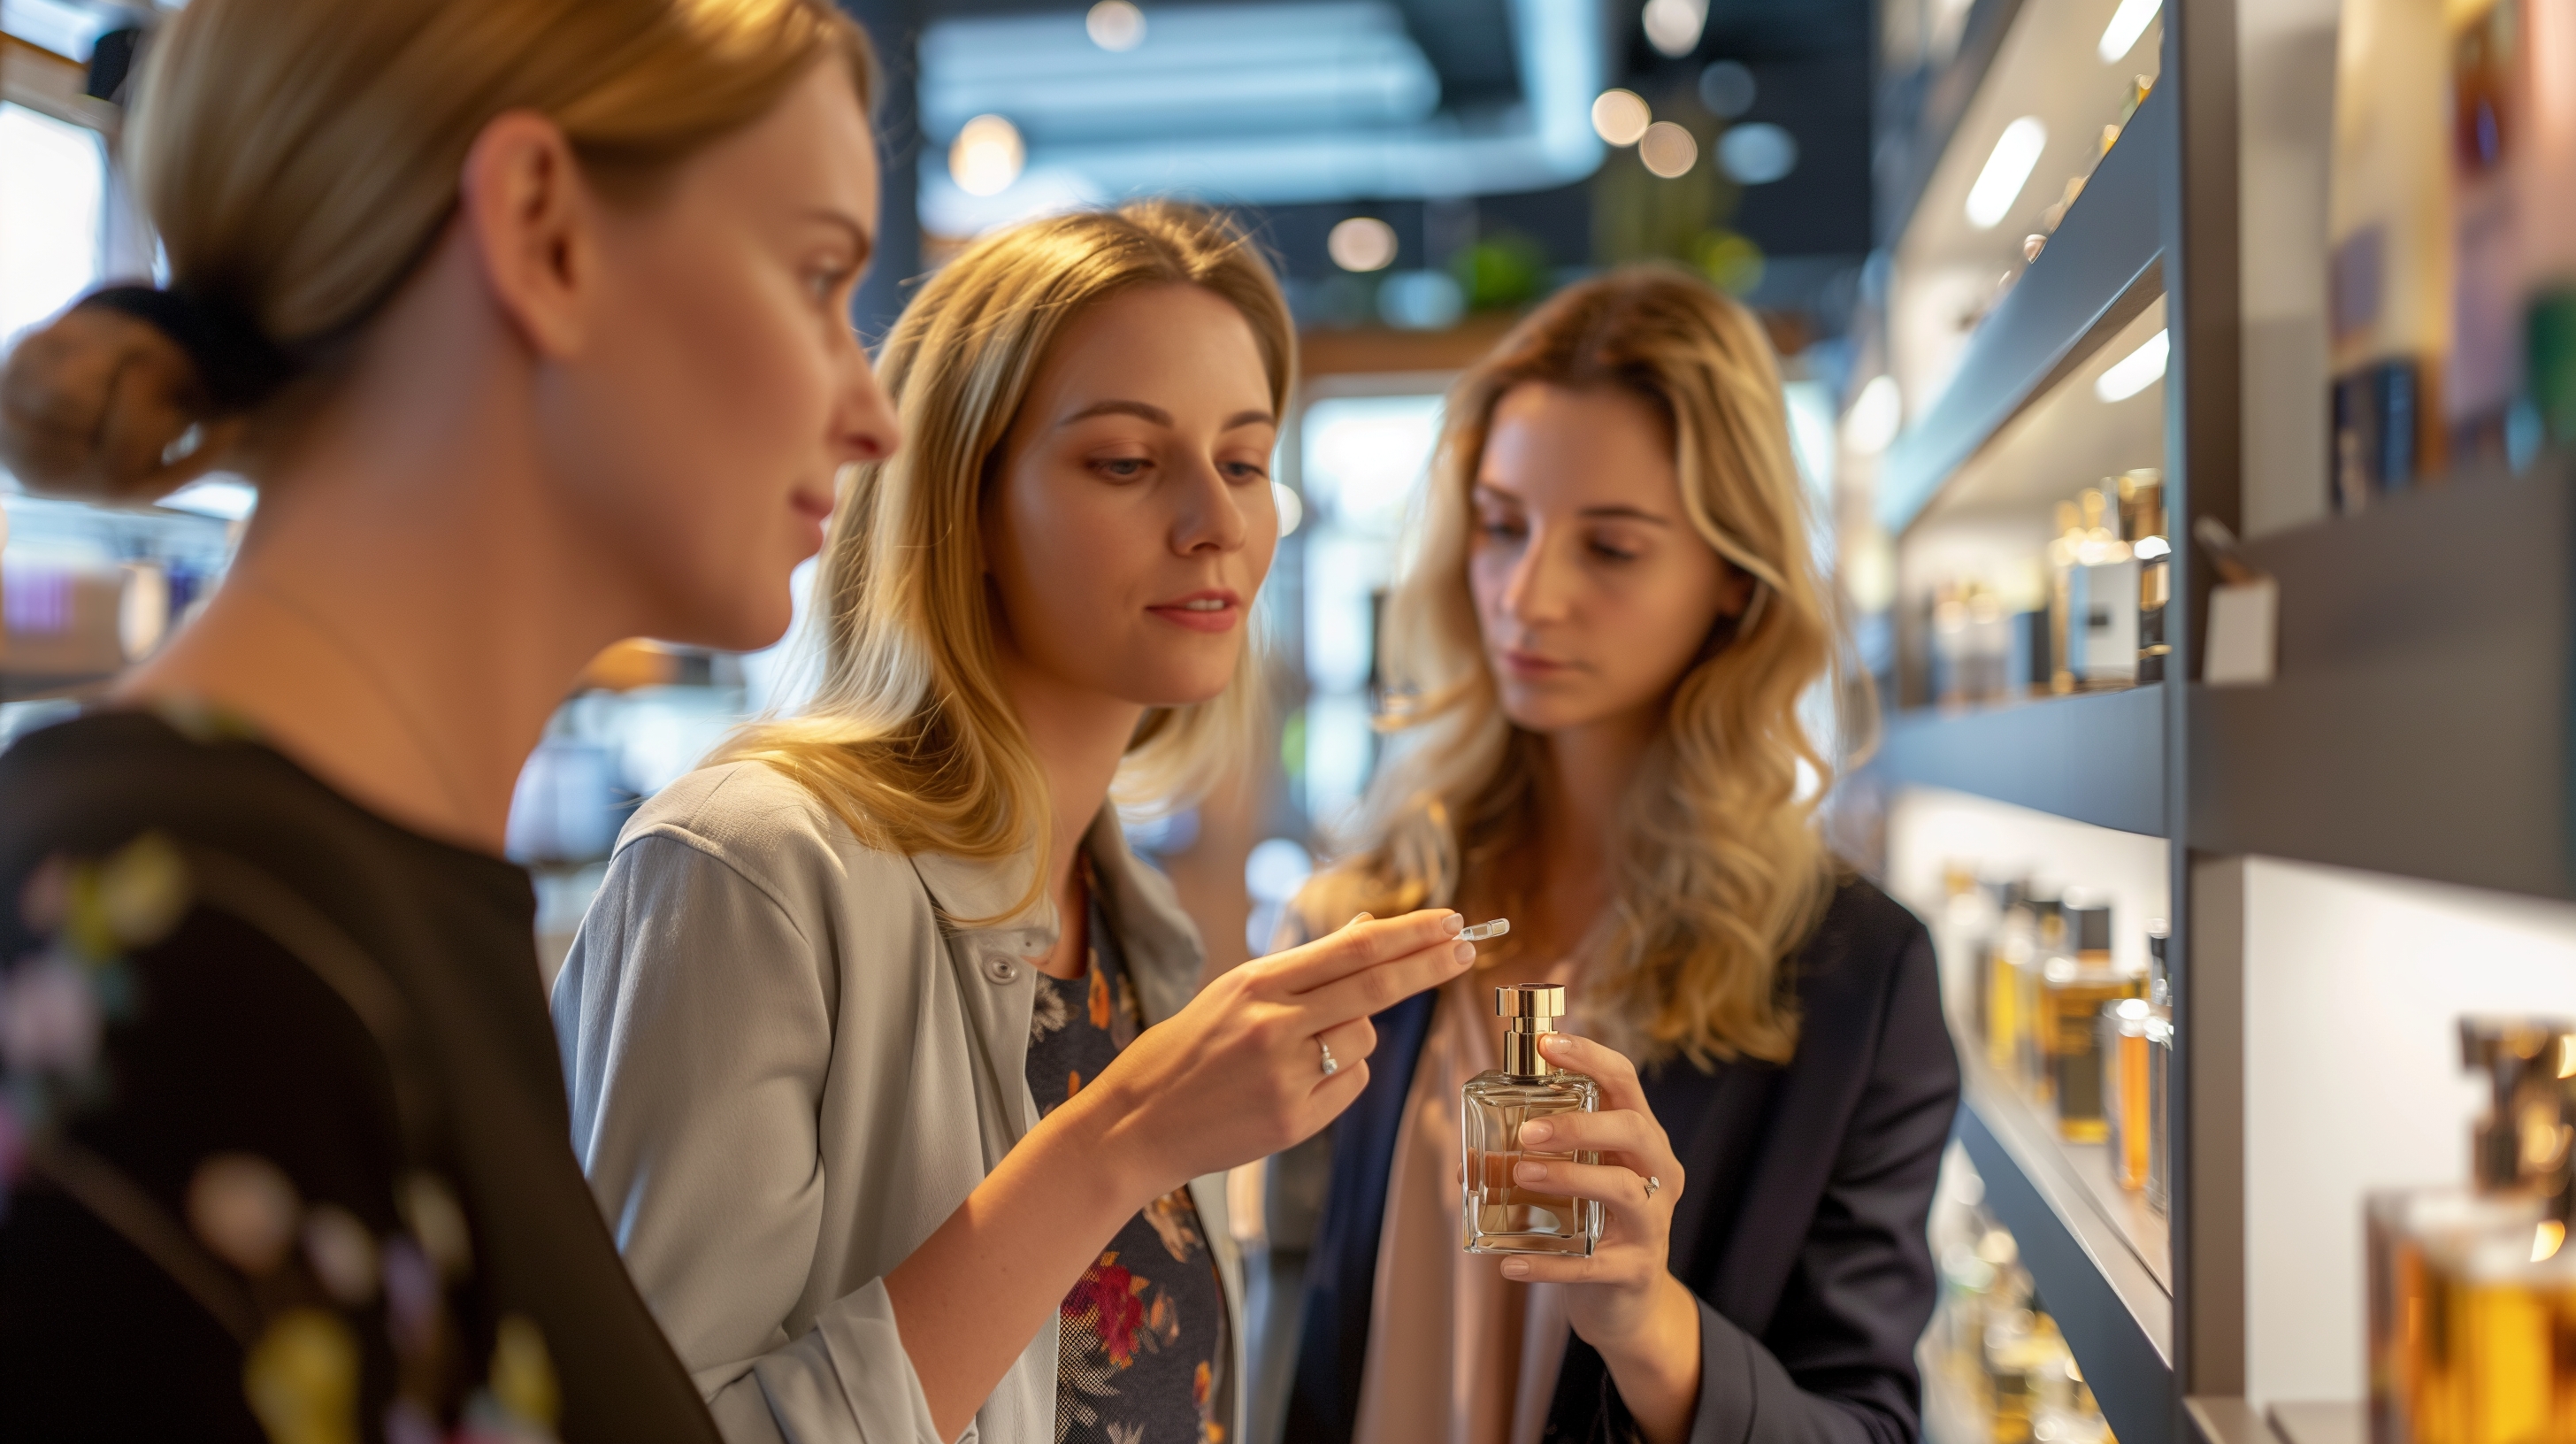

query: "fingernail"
xmin=1453 ymin=940 xmax=1476 ymax=964
xmin=1521 ymin=1120 xmax=1552 ymax=1145
xmin=1442 ymin=913 xmax=1465 ymax=936
xmin=1502 ymin=1259 xmax=1531 ymax=1279
xmin=1514 ymin=1161 xmax=1545 ymax=1184
xmin=1346 ymin=912 xmax=1373 ymax=928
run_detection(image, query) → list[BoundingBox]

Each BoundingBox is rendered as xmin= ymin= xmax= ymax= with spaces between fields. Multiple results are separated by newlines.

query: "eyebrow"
xmin=1061 ymin=400 xmax=1278 ymax=431
xmin=1471 ymin=484 xmax=1675 ymax=526
xmin=804 ymin=208 xmax=876 ymax=270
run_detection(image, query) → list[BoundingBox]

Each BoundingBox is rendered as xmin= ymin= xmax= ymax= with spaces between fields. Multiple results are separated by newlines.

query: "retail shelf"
xmin=1877 ymin=80 xmax=2172 ymax=537
xmin=1955 ymin=1049 xmax=2174 ymax=1444
xmin=1874 ymin=685 xmax=2166 ymax=836
xmin=2189 ymin=451 xmax=2576 ymax=901
xmin=2189 ymin=1400 xmax=2290 ymax=1444
xmin=2266 ymin=1402 xmax=2360 ymax=1444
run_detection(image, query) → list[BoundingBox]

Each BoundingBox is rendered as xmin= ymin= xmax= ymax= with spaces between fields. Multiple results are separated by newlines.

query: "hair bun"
xmin=0 ymin=301 xmax=240 ymax=503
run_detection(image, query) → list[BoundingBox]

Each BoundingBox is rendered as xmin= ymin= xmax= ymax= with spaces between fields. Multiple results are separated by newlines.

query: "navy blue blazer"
xmin=1286 ymin=877 xmax=1959 ymax=1444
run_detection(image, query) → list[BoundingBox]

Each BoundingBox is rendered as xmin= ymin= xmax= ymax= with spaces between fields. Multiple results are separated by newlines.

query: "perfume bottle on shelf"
xmin=2105 ymin=923 xmax=2174 ymax=1198
xmin=2037 ymin=903 xmax=2141 ymax=1141
xmin=1997 ymin=892 xmax=2062 ymax=1087
xmin=1974 ymin=879 xmax=2031 ymax=1056
xmin=2365 ymin=1018 xmax=2576 ymax=1444
xmin=1462 ymin=985 xmax=1603 ymax=1256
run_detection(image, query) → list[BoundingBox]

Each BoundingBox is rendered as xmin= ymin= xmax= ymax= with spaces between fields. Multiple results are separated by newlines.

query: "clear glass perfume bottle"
xmin=1462 ymin=984 xmax=1603 ymax=1256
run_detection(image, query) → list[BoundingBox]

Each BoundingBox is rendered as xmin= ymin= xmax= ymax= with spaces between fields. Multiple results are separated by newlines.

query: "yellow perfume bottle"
xmin=2367 ymin=1018 xmax=2576 ymax=1444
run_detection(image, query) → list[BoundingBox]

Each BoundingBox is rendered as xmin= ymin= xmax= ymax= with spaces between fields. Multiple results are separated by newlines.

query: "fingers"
xmin=1537 ymin=1033 xmax=1649 ymax=1113
xmin=1511 ymin=1156 xmax=1668 ymax=1215
xmin=1260 ymin=909 xmax=1462 ymax=993
xmin=1517 ymin=1109 xmax=1671 ymax=1167
xmin=1295 ymin=934 xmax=1477 ymax=1027
xmin=1313 ymin=1015 xmax=1377 ymax=1078
xmin=1494 ymin=1250 xmax=1645 ymax=1286
xmin=1298 ymin=1058 xmax=1370 ymax=1135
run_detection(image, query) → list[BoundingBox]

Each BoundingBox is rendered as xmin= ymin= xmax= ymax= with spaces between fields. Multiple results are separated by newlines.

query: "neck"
xmin=1533 ymin=704 xmax=1660 ymax=863
xmin=115 ymin=271 xmax=636 ymax=852
xmin=994 ymin=646 xmax=1146 ymax=910
xmin=1512 ymin=703 xmax=1661 ymax=956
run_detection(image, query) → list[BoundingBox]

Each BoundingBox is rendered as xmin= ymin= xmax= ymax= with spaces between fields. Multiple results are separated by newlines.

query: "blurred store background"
xmin=0 ymin=0 xmax=1890 ymax=985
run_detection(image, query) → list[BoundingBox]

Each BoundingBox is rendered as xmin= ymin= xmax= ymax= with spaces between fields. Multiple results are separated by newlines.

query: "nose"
xmin=1499 ymin=526 xmax=1573 ymax=626
xmin=832 ymin=326 xmax=901 ymax=465
xmin=1169 ymin=452 xmax=1249 ymax=557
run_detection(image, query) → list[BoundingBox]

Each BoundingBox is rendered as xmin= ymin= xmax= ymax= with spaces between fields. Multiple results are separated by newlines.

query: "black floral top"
xmin=1028 ymin=869 xmax=1229 ymax=1444
xmin=0 ymin=710 xmax=717 ymax=1443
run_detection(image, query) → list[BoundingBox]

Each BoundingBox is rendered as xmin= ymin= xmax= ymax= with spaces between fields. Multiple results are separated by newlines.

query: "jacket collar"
xmin=909 ymin=804 xmax=1206 ymax=1020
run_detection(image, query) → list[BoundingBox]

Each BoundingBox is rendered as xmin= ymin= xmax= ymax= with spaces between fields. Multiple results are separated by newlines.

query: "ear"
xmin=456 ymin=111 xmax=597 ymax=361
xmin=1714 ymin=556 xmax=1759 ymax=619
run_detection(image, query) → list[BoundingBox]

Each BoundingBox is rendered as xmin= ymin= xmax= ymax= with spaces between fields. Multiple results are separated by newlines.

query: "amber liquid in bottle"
xmin=1462 ymin=984 xmax=1603 ymax=1256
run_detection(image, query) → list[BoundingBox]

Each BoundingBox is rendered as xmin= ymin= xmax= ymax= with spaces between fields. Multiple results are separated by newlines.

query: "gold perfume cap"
xmin=1495 ymin=985 xmax=1566 ymax=1020
xmin=2460 ymin=1018 xmax=2576 ymax=1200
xmin=1496 ymin=985 xmax=1565 ymax=1074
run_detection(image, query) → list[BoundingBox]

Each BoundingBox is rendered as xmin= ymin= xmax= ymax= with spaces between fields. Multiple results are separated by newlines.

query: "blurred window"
xmin=0 ymin=99 xmax=104 ymax=348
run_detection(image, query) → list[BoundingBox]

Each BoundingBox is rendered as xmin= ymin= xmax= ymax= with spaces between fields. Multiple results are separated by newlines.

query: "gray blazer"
xmin=551 ymin=761 xmax=1246 ymax=1444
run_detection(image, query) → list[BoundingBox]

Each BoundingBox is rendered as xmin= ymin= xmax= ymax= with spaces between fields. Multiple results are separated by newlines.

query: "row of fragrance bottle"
xmin=1941 ymin=869 xmax=2174 ymax=1210
xmin=1925 ymin=471 xmax=2171 ymax=710
xmin=2369 ymin=1018 xmax=2576 ymax=1444
xmin=2327 ymin=0 xmax=2576 ymax=506
xmin=1927 ymin=1158 xmax=2118 ymax=1444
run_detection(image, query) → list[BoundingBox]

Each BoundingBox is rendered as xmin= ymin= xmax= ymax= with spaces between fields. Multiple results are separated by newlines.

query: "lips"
xmin=1499 ymin=647 xmax=1575 ymax=679
xmin=1147 ymin=589 xmax=1242 ymax=634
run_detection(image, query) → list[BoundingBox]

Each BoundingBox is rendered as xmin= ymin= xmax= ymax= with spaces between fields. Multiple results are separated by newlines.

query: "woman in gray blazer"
xmin=553 ymin=201 xmax=1479 ymax=1444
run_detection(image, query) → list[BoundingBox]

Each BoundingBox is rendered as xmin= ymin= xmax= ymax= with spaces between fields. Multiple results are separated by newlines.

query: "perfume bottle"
xmin=2104 ymin=923 xmax=2173 ymax=1196
xmin=1462 ymin=985 xmax=1603 ymax=1256
xmin=2365 ymin=1018 xmax=2576 ymax=1444
xmin=2036 ymin=902 xmax=2141 ymax=1140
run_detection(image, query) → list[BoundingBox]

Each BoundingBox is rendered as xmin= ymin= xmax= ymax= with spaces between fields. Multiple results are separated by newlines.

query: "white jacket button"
xmin=985 ymin=956 xmax=1021 ymax=985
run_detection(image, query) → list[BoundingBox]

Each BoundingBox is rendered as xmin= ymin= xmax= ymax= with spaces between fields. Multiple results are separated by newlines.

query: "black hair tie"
xmin=78 ymin=284 xmax=298 ymax=414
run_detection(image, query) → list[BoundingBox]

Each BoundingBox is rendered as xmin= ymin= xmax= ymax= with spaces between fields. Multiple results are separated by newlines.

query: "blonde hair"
xmin=1304 ymin=266 xmax=1854 ymax=1067
xmin=716 ymin=202 xmax=1293 ymax=923
xmin=0 ymin=0 xmax=872 ymax=501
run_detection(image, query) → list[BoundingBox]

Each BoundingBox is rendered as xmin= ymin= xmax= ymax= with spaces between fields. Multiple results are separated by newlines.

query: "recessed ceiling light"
xmin=1085 ymin=0 xmax=1146 ymax=52
xmin=948 ymin=114 xmax=1024 ymax=196
xmin=1591 ymin=89 xmax=1651 ymax=147
xmin=1328 ymin=216 xmax=1399 ymax=273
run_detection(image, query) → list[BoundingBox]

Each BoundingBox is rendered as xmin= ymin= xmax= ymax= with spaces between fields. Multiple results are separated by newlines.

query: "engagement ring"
xmin=1644 ymin=1175 xmax=1661 ymax=1201
xmin=1318 ymin=1039 xmax=1339 ymax=1077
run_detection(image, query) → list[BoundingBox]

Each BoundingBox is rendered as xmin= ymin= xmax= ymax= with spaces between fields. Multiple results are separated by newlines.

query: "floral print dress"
xmin=1026 ymin=871 xmax=1228 ymax=1444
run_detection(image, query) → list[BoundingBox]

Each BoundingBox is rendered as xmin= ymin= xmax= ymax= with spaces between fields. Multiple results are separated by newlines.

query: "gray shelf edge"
xmin=1876 ymin=81 xmax=2174 ymax=537
xmin=1873 ymin=684 xmax=2167 ymax=835
xmin=1955 ymin=1074 xmax=2174 ymax=1444
xmin=2185 ymin=453 xmax=2576 ymax=900
xmin=2189 ymin=1399 xmax=2288 ymax=1444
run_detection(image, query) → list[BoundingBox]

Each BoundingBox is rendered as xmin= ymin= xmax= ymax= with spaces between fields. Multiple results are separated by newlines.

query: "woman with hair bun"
xmin=1282 ymin=267 xmax=1960 ymax=1444
xmin=0 ymin=4 xmax=1460 ymax=1441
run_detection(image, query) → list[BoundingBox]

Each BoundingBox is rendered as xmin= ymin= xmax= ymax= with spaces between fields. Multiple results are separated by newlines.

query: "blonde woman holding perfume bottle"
xmin=553 ymin=202 xmax=1480 ymax=1444
xmin=1285 ymin=268 xmax=1959 ymax=1444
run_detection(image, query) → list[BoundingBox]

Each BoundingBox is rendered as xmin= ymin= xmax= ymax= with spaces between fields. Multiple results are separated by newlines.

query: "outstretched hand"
xmin=1077 ymin=908 xmax=1477 ymax=1199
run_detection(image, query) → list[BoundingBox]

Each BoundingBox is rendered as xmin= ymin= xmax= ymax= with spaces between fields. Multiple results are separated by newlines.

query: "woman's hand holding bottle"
xmin=1499 ymin=1032 xmax=1702 ymax=1444
xmin=1074 ymin=909 xmax=1476 ymax=1201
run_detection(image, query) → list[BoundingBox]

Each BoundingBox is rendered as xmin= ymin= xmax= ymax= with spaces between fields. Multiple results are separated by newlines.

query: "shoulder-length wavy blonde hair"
xmin=716 ymin=202 xmax=1292 ymax=921
xmin=1302 ymin=265 xmax=1854 ymax=1067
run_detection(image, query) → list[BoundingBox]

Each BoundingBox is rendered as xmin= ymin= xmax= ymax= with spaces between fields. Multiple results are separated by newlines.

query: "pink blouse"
xmin=1349 ymin=960 xmax=1585 ymax=1444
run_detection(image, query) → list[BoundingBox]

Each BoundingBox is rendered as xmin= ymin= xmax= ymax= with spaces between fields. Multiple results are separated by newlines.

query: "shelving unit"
xmin=1957 ymin=1055 xmax=2173 ymax=1444
xmin=2189 ymin=454 xmax=2576 ymax=902
xmin=1879 ymin=686 xmax=2166 ymax=835
xmin=1858 ymin=0 xmax=2245 ymax=1434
